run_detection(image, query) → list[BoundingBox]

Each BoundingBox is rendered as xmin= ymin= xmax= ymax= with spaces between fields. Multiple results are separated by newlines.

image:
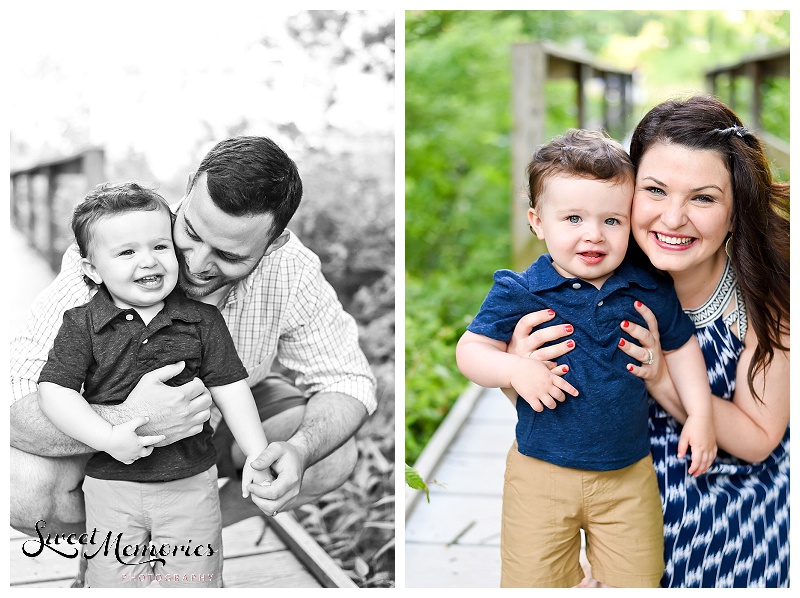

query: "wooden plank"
xmin=405 ymin=543 xmax=501 ymax=588
xmin=426 ymin=452 xmax=506 ymax=497
xmin=406 ymin=494 xmax=501 ymax=546
xmin=449 ymin=420 xmax=515 ymax=456
xmin=266 ymin=513 xmax=357 ymax=588
xmin=405 ymin=382 xmax=483 ymax=516
xmin=223 ymin=551 xmax=321 ymax=588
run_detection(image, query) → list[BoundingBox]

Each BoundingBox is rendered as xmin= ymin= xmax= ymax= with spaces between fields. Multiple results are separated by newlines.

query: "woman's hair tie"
xmin=714 ymin=125 xmax=750 ymax=139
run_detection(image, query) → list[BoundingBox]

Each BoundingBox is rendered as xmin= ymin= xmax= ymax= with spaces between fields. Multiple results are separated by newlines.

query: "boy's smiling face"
xmin=81 ymin=208 xmax=179 ymax=310
xmin=528 ymin=174 xmax=633 ymax=288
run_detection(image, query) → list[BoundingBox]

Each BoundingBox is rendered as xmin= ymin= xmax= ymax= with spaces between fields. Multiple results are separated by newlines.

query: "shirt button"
xmin=125 ymin=314 xmax=134 ymax=321
xmin=598 ymin=300 xmax=604 ymax=306
xmin=572 ymin=282 xmax=581 ymax=289
xmin=142 ymin=338 xmax=148 ymax=344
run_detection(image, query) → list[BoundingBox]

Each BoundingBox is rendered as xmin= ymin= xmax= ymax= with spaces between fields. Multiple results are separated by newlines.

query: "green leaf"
xmin=405 ymin=463 xmax=430 ymax=503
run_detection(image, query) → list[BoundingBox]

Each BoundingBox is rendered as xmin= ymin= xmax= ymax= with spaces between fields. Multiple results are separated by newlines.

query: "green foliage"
xmin=404 ymin=9 xmax=790 ymax=467
xmin=404 ymin=464 xmax=430 ymax=503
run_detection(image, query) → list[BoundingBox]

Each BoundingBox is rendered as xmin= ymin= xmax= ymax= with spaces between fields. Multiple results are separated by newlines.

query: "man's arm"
xmin=246 ymin=391 xmax=367 ymax=512
xmin=11 ymin=363 xmax=213 ymax=457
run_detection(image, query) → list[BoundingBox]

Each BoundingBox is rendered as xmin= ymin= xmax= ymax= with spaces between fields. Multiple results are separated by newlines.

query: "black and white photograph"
xmin=8 ymin=3 xmax=395 ymax=589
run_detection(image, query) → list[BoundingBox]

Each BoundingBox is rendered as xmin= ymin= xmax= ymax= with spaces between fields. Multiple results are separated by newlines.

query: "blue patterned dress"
xmin=648 ymin=259 xmax=790 ymax=587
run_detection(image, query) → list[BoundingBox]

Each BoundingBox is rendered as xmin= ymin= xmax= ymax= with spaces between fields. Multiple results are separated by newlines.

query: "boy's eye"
xmin=567 ymin=215 xmax=581 ymax=224
xmin=605 ymin=218 xmax=619 ymax=226
xmin=118 ymin=249 xmax=134 ymax=256
xmin=154 ymin=244 xmax=170 ymax=251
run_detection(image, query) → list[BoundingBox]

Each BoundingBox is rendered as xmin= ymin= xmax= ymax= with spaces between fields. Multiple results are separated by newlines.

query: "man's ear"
xmin=264 ymin=230 xmax=290 ymax=257
xmin=80 ymin=258 xmax=103 ymax=285
xmin=528 ymin=208 xmax=545 ymax=240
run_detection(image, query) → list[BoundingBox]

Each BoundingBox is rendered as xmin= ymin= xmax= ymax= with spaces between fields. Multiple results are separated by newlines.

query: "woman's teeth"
xmin=656 ymin=233 xmax=693 ymax=245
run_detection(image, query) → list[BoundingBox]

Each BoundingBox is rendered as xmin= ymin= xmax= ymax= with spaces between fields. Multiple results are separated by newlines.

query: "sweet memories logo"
xmin=22 ymin=520 xmax=216 ymax=567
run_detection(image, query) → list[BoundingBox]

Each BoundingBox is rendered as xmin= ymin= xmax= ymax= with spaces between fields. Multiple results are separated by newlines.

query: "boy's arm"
xmin=209 ymin=380 xmax=271 ymax=496
xmin=663 ymin=337 xmax=717 ymax=474
xmin=456 ymin=330 xmax=578 ymax=412
xmin=38 ymin=382 xmax=164 ymax=463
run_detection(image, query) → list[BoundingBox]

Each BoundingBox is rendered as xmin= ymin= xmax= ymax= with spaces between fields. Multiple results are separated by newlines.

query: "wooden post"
xmin=511 ymin=43 xmax=549 ymax=271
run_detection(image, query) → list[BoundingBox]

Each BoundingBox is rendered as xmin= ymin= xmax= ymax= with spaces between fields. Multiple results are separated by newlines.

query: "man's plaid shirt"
xmin=10 ymin=231 xmax=377 ymax=416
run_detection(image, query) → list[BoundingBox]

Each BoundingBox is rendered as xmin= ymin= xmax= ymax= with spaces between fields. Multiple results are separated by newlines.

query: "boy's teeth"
xmin=656 ymin=233 xmax=692 ymax=245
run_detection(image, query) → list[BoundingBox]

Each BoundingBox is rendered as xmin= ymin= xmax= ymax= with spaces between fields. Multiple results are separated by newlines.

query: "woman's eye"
xmin=645 ymin=186 xmax=666 ymax=196
xmin=693 ymin=195 xmax=715 ymax=204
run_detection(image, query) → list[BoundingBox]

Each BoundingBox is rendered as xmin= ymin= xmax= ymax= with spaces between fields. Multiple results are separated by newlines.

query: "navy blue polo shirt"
xmin=468 ymin=254 xmax=695 ymax=471
xmin=39 ymin=286 xmax=249 ymax=482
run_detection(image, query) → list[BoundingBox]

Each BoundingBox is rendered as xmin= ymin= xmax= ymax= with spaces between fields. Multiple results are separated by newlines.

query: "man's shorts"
xmin=500 ymin=442 xmax=664 ymax=588
xmin=211 ymin=373 xmax=308 ymax=479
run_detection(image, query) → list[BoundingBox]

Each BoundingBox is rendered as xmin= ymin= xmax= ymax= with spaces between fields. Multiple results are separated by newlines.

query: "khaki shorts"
xmin=501 ymin=442 xmax=664 ymax=588
xmin=83 ymin=466 xmax=223 ymax=588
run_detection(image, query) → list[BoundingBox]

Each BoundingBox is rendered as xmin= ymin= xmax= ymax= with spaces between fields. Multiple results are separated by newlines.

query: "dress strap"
xmin=684 ymin=259 xmax=748 ymax=340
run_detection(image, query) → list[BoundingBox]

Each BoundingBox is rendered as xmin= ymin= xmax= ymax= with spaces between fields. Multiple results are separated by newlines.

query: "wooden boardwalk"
xmin=405 ymin=385 xmax=516 ymax=587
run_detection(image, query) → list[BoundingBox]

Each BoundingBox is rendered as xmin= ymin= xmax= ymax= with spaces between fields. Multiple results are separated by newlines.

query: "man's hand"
xmin=103 ymin=416 xmax=165 ymax=464
xmin=245 ymin=441 xmax=306 ymax=514
xmin=120 ymin=361 xmax=212 ymax=446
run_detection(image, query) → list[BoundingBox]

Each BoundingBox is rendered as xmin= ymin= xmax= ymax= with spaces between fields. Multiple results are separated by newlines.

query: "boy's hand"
xmin=104 ymin=416 xmax=165 ymax=464
xmin=242 ymin=454 xmax=274 ymax=498
xmin=509 ymin=357 xmax=578 ymax=412
xmin=678 ymin=415 xmax=717 ymax=476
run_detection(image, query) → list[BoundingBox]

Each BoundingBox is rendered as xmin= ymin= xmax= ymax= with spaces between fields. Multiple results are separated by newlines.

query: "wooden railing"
xmin=706 ymin=47 xmax=790 ymax=175
xmin=511 ymin=42 xmax=634 ymax=270
xmin=10 ymin=148 xmax=106 ymax=271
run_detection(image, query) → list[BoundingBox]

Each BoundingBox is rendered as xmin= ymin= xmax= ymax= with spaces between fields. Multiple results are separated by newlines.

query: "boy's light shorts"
xmin=501 ymin=443 xmax=664 ymax=588
xmin=82 ymin=466 xmax=223 ymax=588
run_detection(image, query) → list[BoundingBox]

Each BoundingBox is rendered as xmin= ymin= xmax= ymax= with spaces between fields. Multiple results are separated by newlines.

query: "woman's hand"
xmin=506 ymin=309 xmax=576 ymax=364
xmin=616 ymin=302 xmax=666 ymax=379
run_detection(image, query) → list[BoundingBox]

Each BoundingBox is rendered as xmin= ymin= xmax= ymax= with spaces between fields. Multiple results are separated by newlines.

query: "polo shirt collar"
xmin=88 ymin=285 xmax=203 ymax=333
xmin=528 ymin=253 xmax=661 ymax=295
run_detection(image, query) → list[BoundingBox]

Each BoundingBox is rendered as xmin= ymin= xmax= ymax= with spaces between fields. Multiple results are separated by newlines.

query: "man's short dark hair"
xmin=190 ymin=136 xmax=303 ymax=243
xmin=72 ymin=181 xmax=171 ymax=258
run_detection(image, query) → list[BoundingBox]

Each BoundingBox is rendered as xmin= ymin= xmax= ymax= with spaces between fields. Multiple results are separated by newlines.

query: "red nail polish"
xmin=566 ymin=340 xmax=575 ymax=348
xmin=627 ymin=364 xmax=634 ymax=372
xmin=562 ymin=365 xmax=568 ymax=373
xmin=547 ymin=309 xmax=555 ymax=316
xmin=565 ymin=325 xmax=573 ymax=333
xmin=622 ymin=320 xmax=630 ymax=328
xmin=635 ymin=301 xmax=642 ymax=308
xmin=618 ymin=338 xmax=625 ymax=347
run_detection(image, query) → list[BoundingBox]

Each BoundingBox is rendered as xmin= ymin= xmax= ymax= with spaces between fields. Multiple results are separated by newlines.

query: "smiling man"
xmin=10 ymin=136 xmax=377 ymax=543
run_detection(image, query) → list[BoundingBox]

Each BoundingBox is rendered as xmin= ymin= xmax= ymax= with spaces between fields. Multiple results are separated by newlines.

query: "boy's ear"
xmin=528 ymin=208 xmax=545 ymax=240
xmin=80 ymin=258 xmax=103 ymax=285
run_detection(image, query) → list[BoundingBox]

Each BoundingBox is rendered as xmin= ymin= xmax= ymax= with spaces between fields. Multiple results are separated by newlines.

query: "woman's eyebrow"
xmin=641 ymin=176 xmax=723 ymax=193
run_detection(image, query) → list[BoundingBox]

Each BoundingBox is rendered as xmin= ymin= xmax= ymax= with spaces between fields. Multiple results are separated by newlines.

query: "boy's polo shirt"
xmin=39 ymin=286 xmax=248 ymax=482
xmin=468 ymin=254 xmax=695 ymax=471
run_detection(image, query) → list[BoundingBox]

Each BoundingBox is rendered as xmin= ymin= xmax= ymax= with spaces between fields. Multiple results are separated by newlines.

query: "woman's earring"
xmin=725 ymin=234 xmax=733 ymax=259
xmin=529 ymin=224 xmax=535 ymax=234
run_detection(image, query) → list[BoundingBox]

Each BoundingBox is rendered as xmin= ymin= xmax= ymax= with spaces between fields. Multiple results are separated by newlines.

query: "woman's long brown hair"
xmin=628 ymin=95 xmax=789 ymax=403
